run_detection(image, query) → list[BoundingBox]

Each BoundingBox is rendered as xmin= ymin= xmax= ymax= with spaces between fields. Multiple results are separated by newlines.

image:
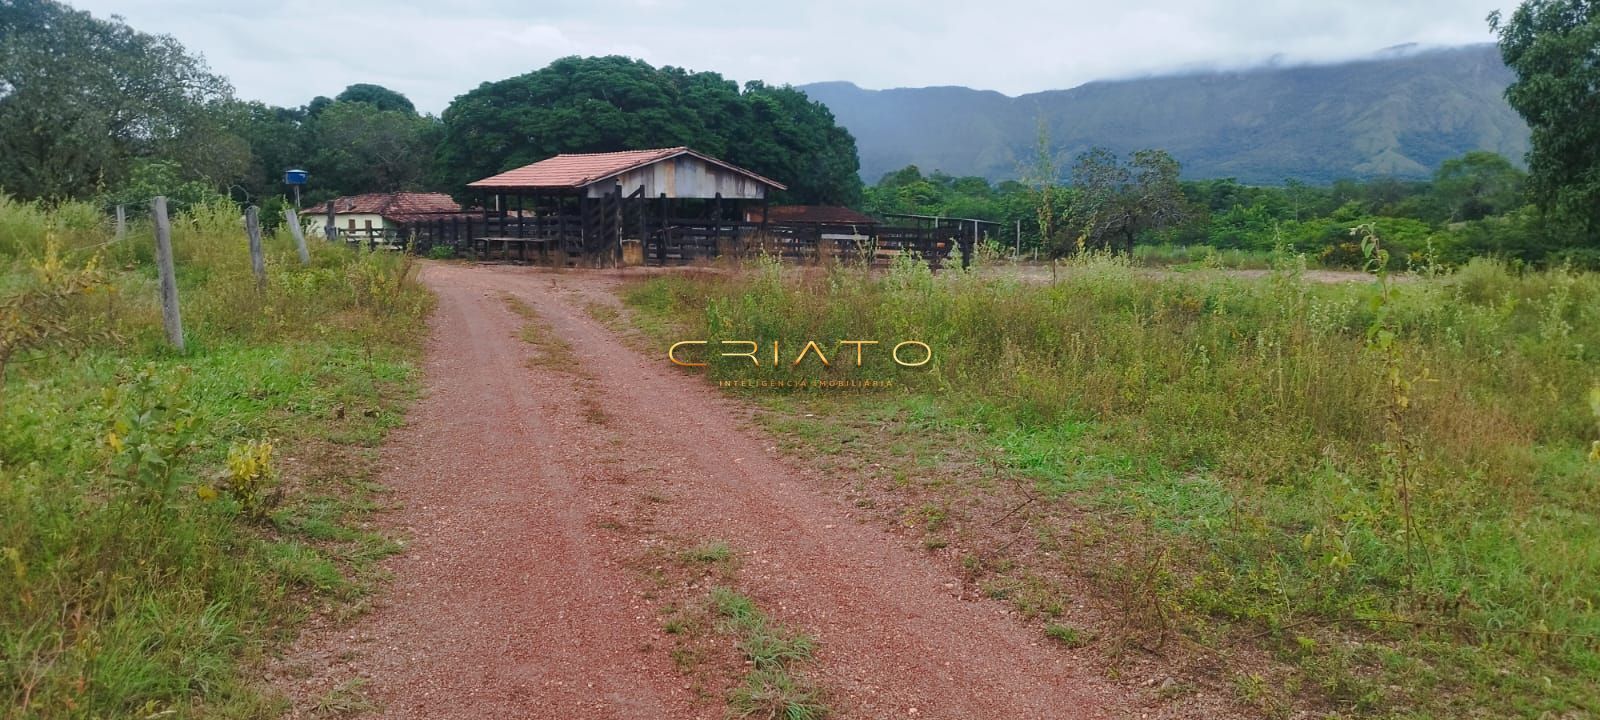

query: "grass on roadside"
xmin=711 ymin=586 xmax=826 ymax=719
xmin=642 ymin=538 xmax=828 ymax=720
xmin=504 ymin=294 xmax=579 ymax=371
xmin=1 ymin=195 xmax=429 ymax=718
xmin=622 ymin=249 xmax=1600 ymax=719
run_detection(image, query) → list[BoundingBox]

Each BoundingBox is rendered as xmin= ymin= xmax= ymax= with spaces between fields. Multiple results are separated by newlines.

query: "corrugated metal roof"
xmin=301 ymin=192 xmax=460 ymax=218
xmin=467 ymin=147 xmax=786 ymax=191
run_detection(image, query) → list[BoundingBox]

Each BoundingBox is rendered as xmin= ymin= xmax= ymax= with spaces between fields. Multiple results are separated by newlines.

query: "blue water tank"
xmin=284 ymin=169 xmax=308 ymax=185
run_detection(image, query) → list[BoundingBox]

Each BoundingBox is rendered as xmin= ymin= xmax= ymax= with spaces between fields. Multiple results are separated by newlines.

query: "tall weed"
xmin=628 ymin=250 xmax=1600 ymax=716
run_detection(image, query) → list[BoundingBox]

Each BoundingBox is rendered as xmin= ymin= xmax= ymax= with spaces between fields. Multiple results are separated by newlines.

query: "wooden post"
xmin=285 ymin=208 xmax=310 ymax=265
xmin=614 ymin=184 xmax=624 ymax=266
xmin=711 ymin=192 xmax=722 ymax=261
xmin=245 ymin=205 xmax=266 ymax=290
xmin=962 ymin=220 xmax=976 ymax=270
xmin=325 ymin=201 xmax=336 ymax=241
xmin=151 ymin=196 xmax=184 ymax=351
xmin=114 ymin=205 xmax=126 ymax=242
xmin=637 ymin=191 xmax=647 ymax=262
xmin=658 ymin=194 xmax=669 ymax=265
xmin=579 ymin=195 xmax=590 ymax=258
xmin=760 ymin=192 xmax=770 ymax=238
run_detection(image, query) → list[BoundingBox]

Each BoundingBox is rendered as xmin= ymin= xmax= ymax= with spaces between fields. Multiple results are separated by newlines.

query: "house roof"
xmin=467 ymin=147 xmax=786 ymax=191
xmin=753 ymin=205 xmax=878 ymax=225
xmin=301 ymin=192 xmax=460 ymax=218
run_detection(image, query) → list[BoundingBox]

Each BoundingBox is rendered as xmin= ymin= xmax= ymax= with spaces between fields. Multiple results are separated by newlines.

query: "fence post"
xmin=325 ymin=202 xmax=336 ymax=241
xmin=284 ymin=208 xmax=310 ymax=265
xmin=151 ymin=196 xmax=184 ymax=351
xmin=115 ymin=204 xmax=126 ymax=242
xmin=962 ymin=221 xmax=975 ymax=270
xmin=245 ymin=205 xmax=266 ymax=290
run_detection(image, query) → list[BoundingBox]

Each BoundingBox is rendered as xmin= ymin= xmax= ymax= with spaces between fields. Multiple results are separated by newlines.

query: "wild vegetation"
xmin=6 ymin=1 xmax=1594 ymax=269
xmin=1491 ymin=0 xmax=1600 ymax=241
xmin=624 ymin=251 xmax=1600 ymax=718
xmin=648 ymin=540 xmax=828 ymax=720
xmin=0 ymin=1 xmax=863 ymax=215
xmin=866 ymin=149 xmax=1596 ymax=268
xmin=0 ymin=193 xmax=429 ymax=717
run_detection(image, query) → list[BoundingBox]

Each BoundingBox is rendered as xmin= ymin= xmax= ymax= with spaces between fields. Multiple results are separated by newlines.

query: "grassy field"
xmin=624 ymin=249 xmax=1600 ymax=718
xmin=0 ymin=195 xmax=429 ymax=718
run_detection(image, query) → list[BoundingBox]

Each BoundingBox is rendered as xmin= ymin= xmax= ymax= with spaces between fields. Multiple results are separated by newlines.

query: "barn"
xmin=401 ymin=146 xmax=971 ymax=267
xmin=461 ymin=147 xmax=785 ymax=264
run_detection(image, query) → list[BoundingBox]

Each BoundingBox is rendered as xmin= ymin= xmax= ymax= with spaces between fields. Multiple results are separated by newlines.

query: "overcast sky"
xmin=71 ymin=0 xmax=1515 ymax=114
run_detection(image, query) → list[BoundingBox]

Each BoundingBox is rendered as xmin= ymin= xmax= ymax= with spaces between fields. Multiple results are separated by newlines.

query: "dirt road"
xmin=280 ymin=262 xmax=1130 ymax=719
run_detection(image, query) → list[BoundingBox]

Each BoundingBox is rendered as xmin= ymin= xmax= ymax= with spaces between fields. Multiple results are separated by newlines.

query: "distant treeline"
xmin=2 ymin=0 xmax=1594 ymax=266
xmin=0 ymin=1 xmax=863 ymax=222
xmin=865 ymin=149 xmax=1593 ymax=268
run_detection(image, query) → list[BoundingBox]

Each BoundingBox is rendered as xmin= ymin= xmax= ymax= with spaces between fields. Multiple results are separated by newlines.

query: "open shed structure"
xmin=401 ymin=146 xmax=970 ymax=267
xmin=464 ymin=147 xmax=783 ymax=264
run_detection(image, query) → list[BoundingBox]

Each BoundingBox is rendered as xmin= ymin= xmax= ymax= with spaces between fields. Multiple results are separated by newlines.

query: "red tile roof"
xmin=467 ymin=147 xmax=786 ymax=191
xmin=750 ymin=205 xmax=878 ymax=225
xmin=301 ymin=192 xmax=460 ymax=219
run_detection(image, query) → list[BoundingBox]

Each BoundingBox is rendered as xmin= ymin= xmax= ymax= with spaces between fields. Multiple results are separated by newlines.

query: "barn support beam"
xmin=712 ymin=192 xmax=722 ymax=262
xmin=655 ymin=194 xmax=665 ymax=266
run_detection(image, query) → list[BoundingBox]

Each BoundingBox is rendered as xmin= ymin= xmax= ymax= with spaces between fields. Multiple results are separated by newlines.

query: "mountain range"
xmin=798 ymin=44 xmax=1530 ymax=185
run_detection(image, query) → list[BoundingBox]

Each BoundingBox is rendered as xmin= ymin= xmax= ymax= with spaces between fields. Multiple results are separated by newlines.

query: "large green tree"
xmin=1431 ymin=151 xmax=1526 ymax=222
xmin=0 ymin=0 xmax=236 ymax=199
xmin=335 ymin=83 xmax=416 ymax=114
xmin=222 ymin=101 xmax=309 ymax=201
xmin=1068 ymin=148 xmax=1190 ymax=253
xmin=434 ymin=56 xmax=861 ymax=205
xmin=305 ymin=100 xmax=435 ymax=196
xmin=1491 ymin=0 xmax=1600 ymax=241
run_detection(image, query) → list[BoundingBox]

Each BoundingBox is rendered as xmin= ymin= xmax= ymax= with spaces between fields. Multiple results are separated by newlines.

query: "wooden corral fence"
xmin=395 ymin=212 xmax=969 ymax=268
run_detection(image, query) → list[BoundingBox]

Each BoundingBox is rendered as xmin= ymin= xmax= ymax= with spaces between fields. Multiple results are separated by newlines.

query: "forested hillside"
xmin=803 ymin=45 xmax=1530 ymax=184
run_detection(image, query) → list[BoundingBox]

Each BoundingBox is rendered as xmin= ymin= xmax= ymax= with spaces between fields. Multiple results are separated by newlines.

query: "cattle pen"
xmin=384 ymin=147 xmax=974 ymax=268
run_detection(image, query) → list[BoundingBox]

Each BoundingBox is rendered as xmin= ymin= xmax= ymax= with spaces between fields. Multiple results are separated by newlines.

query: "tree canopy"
xmin=434 ymin=56 xmax=862 ymax=205
xmin=1491 ymin=0 xmax=1600 ymax=242
xmin=0 ymin=0 xmax=235 ymax=198
xmin=335 ymin=83 xmax=417 ymax=115
xmin=1069 ymin=148 xmax=1188 ymax=253
xmin=304 ymin=100 xmax=435 ymax=195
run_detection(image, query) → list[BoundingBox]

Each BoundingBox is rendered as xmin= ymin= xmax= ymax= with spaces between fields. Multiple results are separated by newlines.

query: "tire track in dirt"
xmin=276 ymin=265 xmax=700 ymax=719
xmin=280 ymin=261 xmax=1133 ymax=719
xmin=489 ymin=263 xmax=1127 ymax=719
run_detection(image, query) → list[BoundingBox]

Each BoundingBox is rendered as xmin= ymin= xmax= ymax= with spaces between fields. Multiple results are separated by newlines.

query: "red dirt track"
xmin=280 ymin=262 xmax=1132 ymax=719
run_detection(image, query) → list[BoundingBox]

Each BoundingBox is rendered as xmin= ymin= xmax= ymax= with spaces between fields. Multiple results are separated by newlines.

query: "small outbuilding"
xmin=300 ymin=192 xmax=462 ymax=244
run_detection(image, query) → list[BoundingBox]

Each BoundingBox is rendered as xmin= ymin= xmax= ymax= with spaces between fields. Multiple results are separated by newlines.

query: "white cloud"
xmin=69 ymin=0 xmax=1517 ymax=113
